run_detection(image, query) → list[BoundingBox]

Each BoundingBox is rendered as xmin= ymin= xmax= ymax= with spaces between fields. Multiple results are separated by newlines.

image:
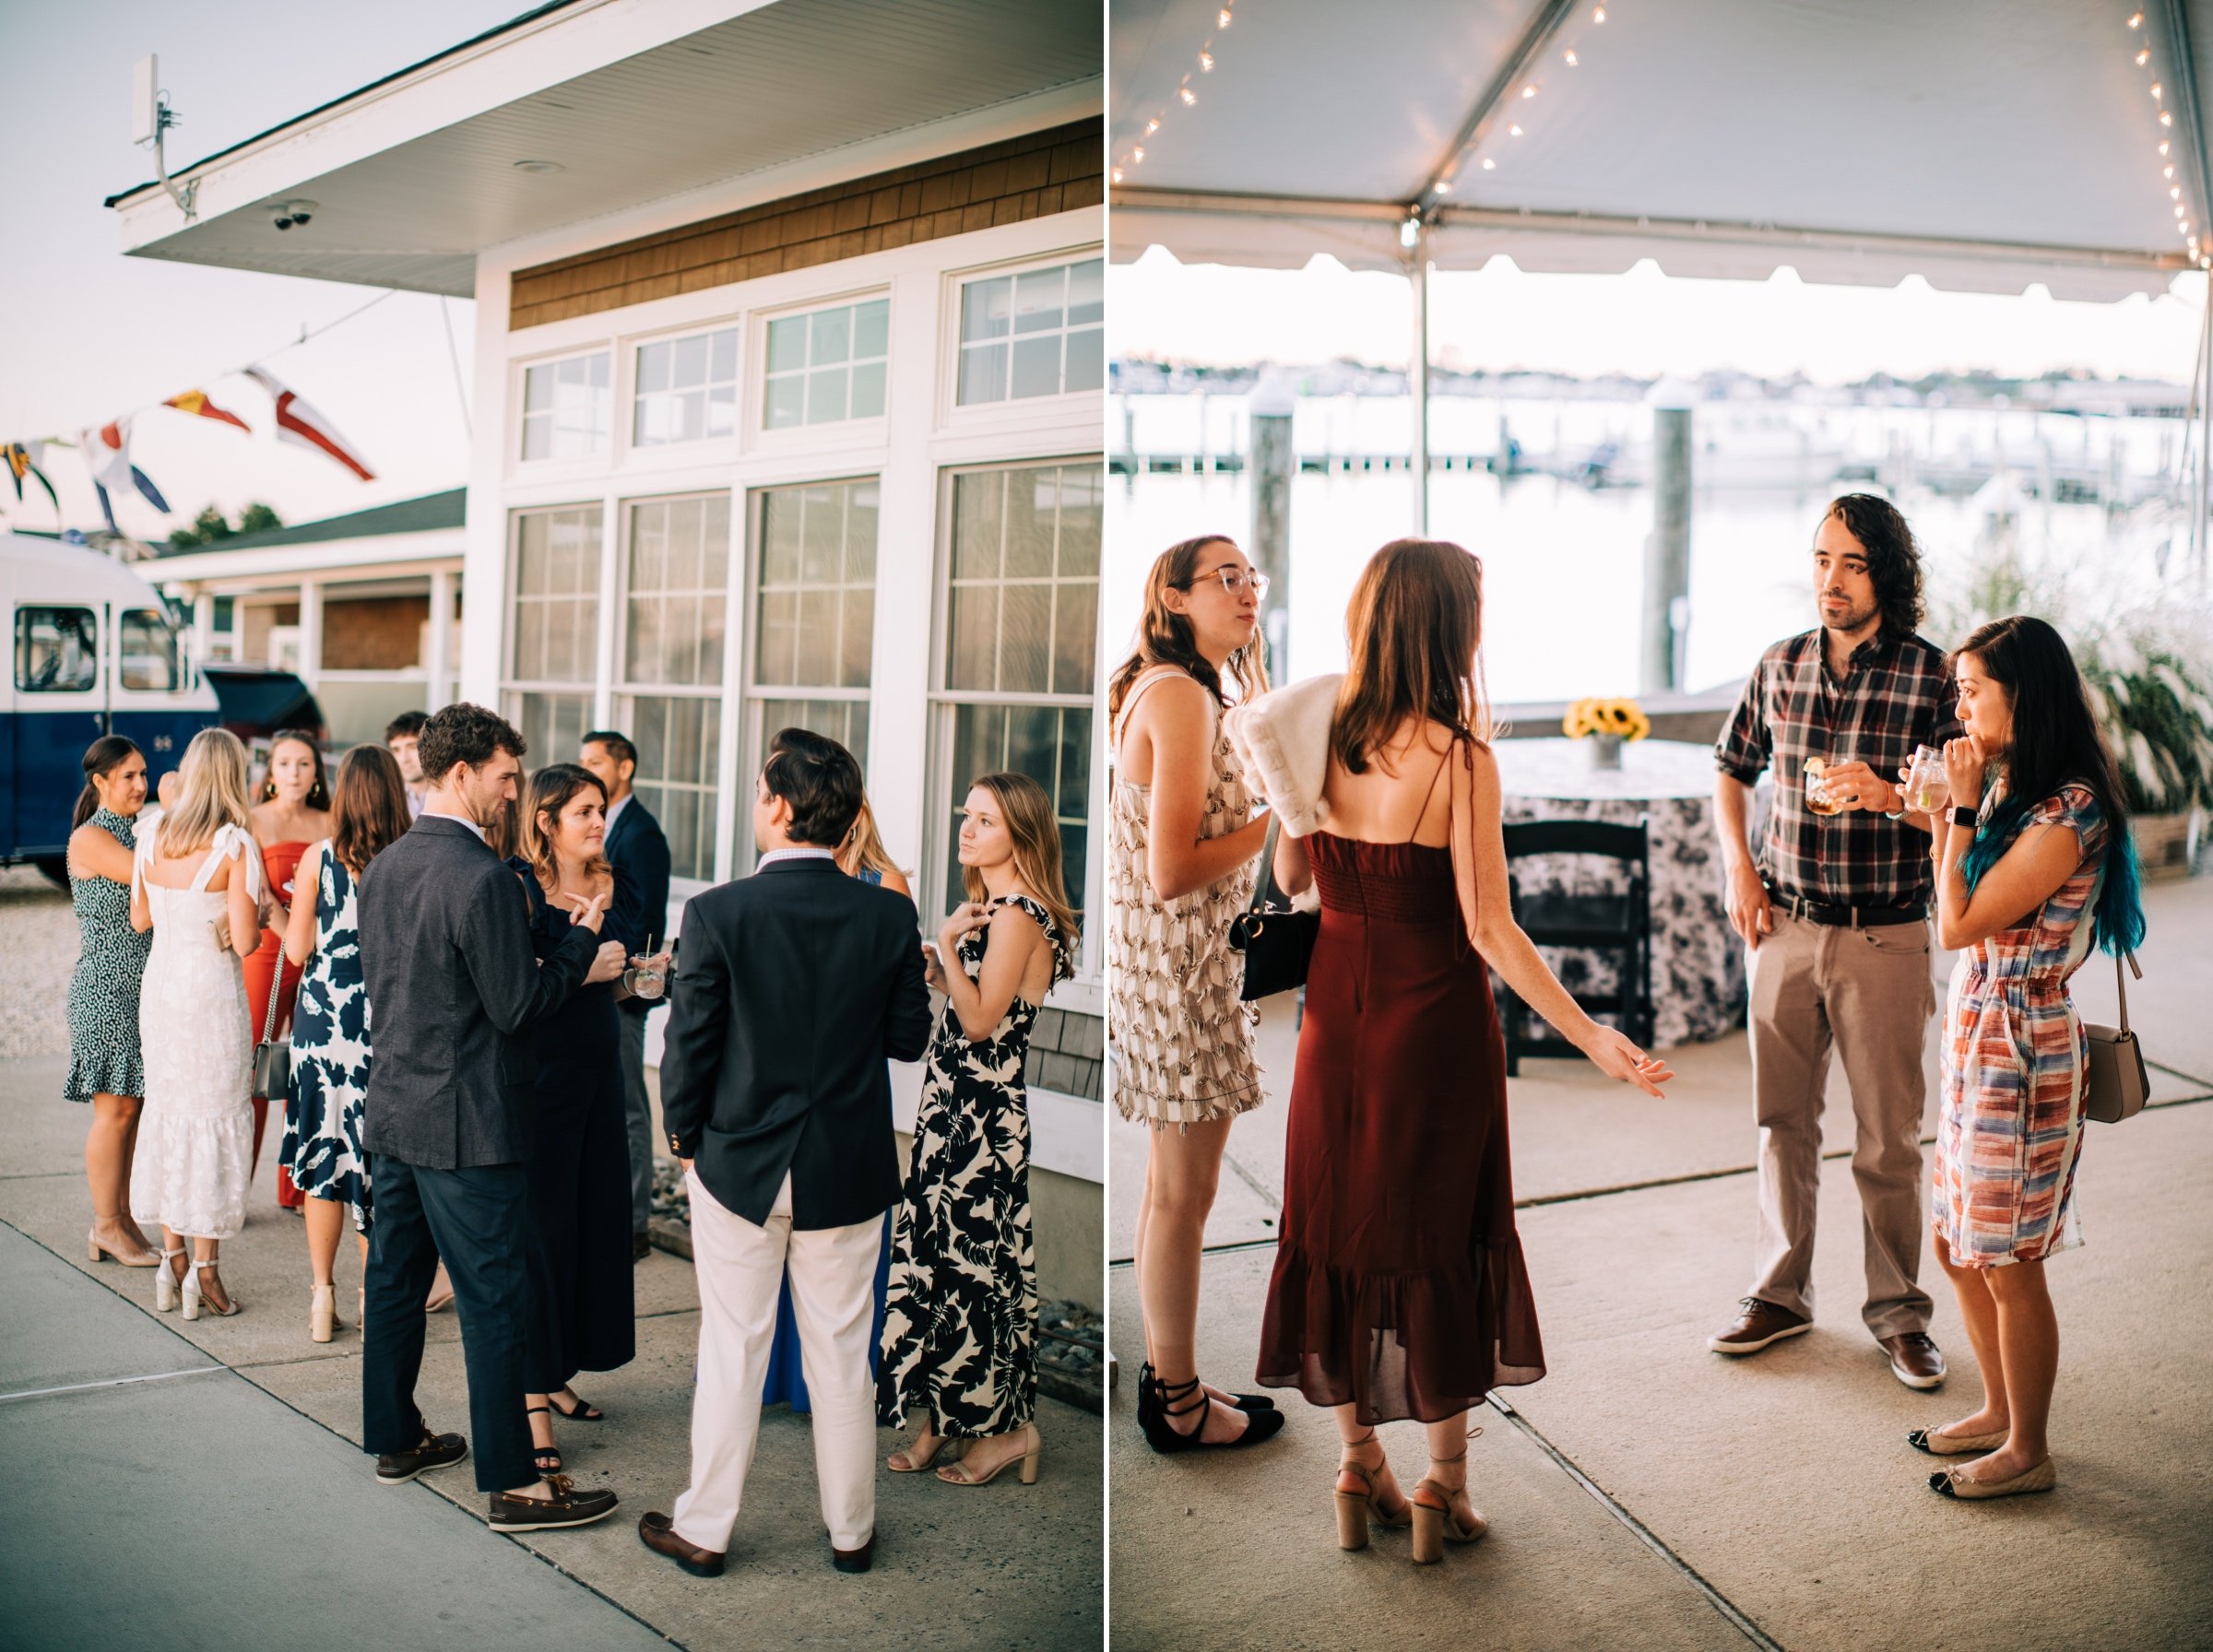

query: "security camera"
xmin=269 ymin=199 xmax=316 ymax=230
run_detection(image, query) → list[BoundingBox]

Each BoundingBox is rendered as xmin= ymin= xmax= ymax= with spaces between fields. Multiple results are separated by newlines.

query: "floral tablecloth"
xmin=1493 ymin=738 xmax=1743 ymax=1049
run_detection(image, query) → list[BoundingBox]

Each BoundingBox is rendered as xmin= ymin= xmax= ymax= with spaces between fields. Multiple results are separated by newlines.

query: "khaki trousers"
xmin=1746 ymin=909 xmax=1936 ymax=1339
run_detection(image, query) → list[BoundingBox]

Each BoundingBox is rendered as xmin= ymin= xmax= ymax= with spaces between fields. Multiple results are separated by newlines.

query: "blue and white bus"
xmin=1 ymin=534 xmax=218 ymax=880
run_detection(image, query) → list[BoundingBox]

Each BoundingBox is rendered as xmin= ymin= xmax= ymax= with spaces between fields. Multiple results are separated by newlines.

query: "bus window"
xmin=121 ymin=608 xmax=182 ymax=691
xmin=16 ymin=606 xmax=98 ymax=693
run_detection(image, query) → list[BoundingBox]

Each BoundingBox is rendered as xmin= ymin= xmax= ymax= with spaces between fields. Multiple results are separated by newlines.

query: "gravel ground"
xmin=0 ymin=866 xmax=81 ymax=1062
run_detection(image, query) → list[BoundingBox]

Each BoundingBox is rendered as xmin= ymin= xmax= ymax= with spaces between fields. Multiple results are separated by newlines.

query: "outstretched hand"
xmin=1585 ymin=1026 xmax=1674 ymax=1098
xmin=570 ymin=889 xmax=610 ymax=934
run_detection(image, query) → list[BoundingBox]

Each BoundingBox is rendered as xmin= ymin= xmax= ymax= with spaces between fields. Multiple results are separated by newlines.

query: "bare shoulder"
xmin=1128 ymin=668 xmax=1213 ymax=727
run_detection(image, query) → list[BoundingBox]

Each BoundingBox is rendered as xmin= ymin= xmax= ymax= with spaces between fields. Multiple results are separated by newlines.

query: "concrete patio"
xmin=1107 ymin=874 xmax=2213 ymax=1651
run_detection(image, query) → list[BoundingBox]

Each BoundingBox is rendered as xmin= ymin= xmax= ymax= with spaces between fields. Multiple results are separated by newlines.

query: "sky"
xmin=1111 ymin=249 xmax=2209 ymax=384
xmin=0 ymin=0 xmax=526 ymax=544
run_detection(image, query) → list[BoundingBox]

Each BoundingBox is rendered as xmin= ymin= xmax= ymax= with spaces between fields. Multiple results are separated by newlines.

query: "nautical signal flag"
xmin=77 ymin=419 xmax=171 ymax=516
xmin=245 ymin=366 xmax=374 ymax=481
xmin=1 ymin=442 xmax=59 ymax=511
xmin=163 ymin=389 xmax=251 ymax=433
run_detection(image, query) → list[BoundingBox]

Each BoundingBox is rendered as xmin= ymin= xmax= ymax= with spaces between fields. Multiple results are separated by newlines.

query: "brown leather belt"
xmin=1767 ymin=888 xmax=1927 ymax=928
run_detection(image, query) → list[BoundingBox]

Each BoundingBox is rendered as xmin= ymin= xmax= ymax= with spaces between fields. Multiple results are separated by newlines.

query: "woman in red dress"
xmin=246 ymin=729 xmax=330 ymax=1210
xmin=1254 ymin=539 xmax=1672 ymax=1564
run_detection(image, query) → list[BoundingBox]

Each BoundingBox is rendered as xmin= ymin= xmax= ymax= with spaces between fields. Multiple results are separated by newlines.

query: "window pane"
xmin=1010 ymin=335 xmax=1061 ymax=400
xmin=625 ymin=496 xmax=729 ymax=686
xmin=767 ymin=317 xmax=807 ymax=374
xmin=754 ymin=478 xmax=879 ymax=692
xmin=952 ymin=471 xmax=1004 ymax=580
xmin=521 ymin=412 xmax=550 ymax=461
xmin=1067 ymin=257 xmax=1104 ymax=326
xmin=805 ymin=368 xmax=847 ymax=425
xmin=16 ymin=607 xmax=98 ymax=693
xmin=1059 ymin=466 xmax=1103 ymax=576
xmin=710 ymin=329 xmax=739 ymax=384
xmin=846 ymin=486 xmax=880 ymax=581
xmin=853 ymin=299 xmax=890 ymax=360
xmin=999 ymin=584 xmax=1052 ymax=693
xmin=506 ymin=691 xmax=593 ymax=769
xmin=958 ymin=342 xmax=1007 ymax=406
xmin=510 ymin=507 xmax=602 ymax=685
xmin=1012 ymin=266 xmax=1065 ymax=334
xmin=1004 ymin=467 xmax=1057 ymax=578
xmin=765 ymin=376 xmax=805 ymax=430
xmin=1065 ymin=325 xmax=1105 ymax=395
xmin=636 ymin=343 xmax=670 ymax=396
xmin=708 ymin=383 xmax=738 ymax=437
xmin=626 ymin=692 xmax=721 ymax=882
xmin=756 ymin=589 xmax=798 ymax=685
xmin=961 ymin=276 xmax=1012 ymax=343
xmin=848 ymin=360 xmax=886 ymax=420
xmin=840 ymin=590 xmax=873 ymax=689
xmin=1052 ymin=579 xmax=1097 ymax=697
xmin=524 ymin=366 xmax=555 ymax=413
xmin=673 ymin=334 xmax=709 ymax=388
xmin=810 ymin=307 xmax=852 ymax=365
xmin=945 ymin=584 xmax=999 ymax=691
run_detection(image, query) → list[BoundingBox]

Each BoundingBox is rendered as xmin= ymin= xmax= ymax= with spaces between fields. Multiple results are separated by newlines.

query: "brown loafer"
xmin=831 ymin=1532 xmax=875 ymax=1574
xmin=375 ymin=1430 xmax=467 ymax=1485
xmin=1879 ymin=1332 xmax=1946 ymax=1389
xmin=639 ymin=1511 xmax=725 ymax=1576
xmin=1706 ymin=1297 xmax=1811 ymax=1355
xmin=487 ymin=1474 xmax=619 ymax=1532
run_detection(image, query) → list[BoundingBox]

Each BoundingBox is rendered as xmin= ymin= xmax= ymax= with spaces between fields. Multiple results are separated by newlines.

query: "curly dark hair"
xmin=1821 ymin=493 xmax=1925 ymax=639
xmin=417 ymin=702 xmax=526 ymax=785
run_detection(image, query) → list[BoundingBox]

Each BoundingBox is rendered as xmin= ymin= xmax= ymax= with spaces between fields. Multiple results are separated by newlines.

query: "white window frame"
xmin=500 ymin=502 xmax=606 ymax=763
xmin=515 ymin=348 xmax=615 ymax=468
xmin=924 ymin=452 xmax=1105 ymax=990
xmin=629 ymin=324 xmax=741 ymax=453
xmin=752 ymin=289 xmax=893 ymax=448
xmin=941 ymin=249 xmax=1104 ymax=428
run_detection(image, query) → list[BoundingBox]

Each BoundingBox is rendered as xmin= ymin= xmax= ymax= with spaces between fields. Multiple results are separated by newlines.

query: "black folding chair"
xmin=1497 ymin=818 xmax=1654 ymax=1076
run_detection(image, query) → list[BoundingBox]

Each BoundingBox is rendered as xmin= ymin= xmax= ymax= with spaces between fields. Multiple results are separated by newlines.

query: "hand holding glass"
xmin=1902 ymin=745 xmax=1948 ymax=816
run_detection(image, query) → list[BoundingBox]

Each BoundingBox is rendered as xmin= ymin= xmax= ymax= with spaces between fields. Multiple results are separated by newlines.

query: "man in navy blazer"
xmin=582 ymin=730 xmax=672 ymax=1258
xmin=636 ymin=728 xmax=929 ymax=1579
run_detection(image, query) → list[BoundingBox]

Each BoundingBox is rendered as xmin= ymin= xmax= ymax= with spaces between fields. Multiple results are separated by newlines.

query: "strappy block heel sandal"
xmin=1409 ymin=1430 xmax=1487 ymax=1564
xmin=1334 ymin=1430 xmax=1412 ymax=1552
xmin=154 ymin=1248 xmax=187 ymax=1313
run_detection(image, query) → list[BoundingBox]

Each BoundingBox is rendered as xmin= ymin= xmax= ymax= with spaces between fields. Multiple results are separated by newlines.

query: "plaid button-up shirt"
xmin=1715 ymin=627 xmax=1959 ymax=909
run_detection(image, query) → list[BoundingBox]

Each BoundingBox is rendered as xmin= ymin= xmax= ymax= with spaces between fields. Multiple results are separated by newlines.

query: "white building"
xmin=109 ymin=0 xmax=1105 ymax=1297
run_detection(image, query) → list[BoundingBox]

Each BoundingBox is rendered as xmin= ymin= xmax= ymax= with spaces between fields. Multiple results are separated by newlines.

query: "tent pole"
xmin=2199 ymin=274 xmax=2212 ymax=588
xmin=1410 ymin=222 xmax=1430 ymax=536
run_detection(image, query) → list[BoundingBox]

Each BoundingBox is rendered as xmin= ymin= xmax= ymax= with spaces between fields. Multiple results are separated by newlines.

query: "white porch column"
xmin=297 ymin=579 xmax=323 ymax=690
xmin=426 ymin=567 xmax=454 ymax=712
xmin=191 ymin=592 xmax=213 ymax=665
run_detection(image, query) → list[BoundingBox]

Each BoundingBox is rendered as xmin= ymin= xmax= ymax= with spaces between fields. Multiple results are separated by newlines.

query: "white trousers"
xmin=671 ymin=1170 xmax=881 ymax=1553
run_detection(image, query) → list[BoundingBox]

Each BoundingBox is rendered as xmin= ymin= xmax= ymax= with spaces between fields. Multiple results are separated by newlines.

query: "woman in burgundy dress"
xmin=1254 ymin=538 xmax=1672 ymax=1564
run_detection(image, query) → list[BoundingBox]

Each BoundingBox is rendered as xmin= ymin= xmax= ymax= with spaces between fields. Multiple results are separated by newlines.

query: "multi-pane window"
xmin=503 ymin=505 xmax=603 ymax=767
xmin=621 ymin=495 xmax=731 ymax=883
xmin=520 ymin=353 xmax=611 ymax=461
xmin=743 ymin=479 xmax=880 ymax=861
xmin=120 ymin=609 xmax=182 ymax=691
xmin=956 ymin=259 xmax=1104 ymax=407
xmin=933 ymin=461 xmax=1101 ymax=952
xmin=764 ymin=300 xmax=890 ymax=430
xmin=16 ymin=607 xmax=98 ymax=693
xmin=633 ymin=328 xmax=738 ymax=447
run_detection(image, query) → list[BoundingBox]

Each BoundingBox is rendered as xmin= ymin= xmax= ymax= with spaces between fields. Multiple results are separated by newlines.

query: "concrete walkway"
xmin=2 ymin=1056 xmax=1101 ymax=1652
xmin=1108 ymin=876 xmax=2213 ymax=1650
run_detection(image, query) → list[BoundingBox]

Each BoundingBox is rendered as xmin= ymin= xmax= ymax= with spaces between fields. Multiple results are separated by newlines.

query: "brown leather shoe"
xmin=487 ymin=1474 xmax=619 ymax=1532
xmin=632 ymin=1232 xmax=653 ymax=1263
xmin=375 ymin=1430 xmax=467 ymax=1485
xmin=639 ymin=1511 xmax=725 ymax=1576
xmin=831 ymin=1532 xmax=875 ymax=1574
xmin=1879 ymin=1331 xmax=1946 ymax=1389
xmin=1706 ymin=1297 xmax=1811 ymax=1355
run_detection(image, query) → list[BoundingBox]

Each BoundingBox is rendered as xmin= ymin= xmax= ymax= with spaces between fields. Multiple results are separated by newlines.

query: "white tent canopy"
xmin=1110 ymin=0 xmax=2211 ymax=301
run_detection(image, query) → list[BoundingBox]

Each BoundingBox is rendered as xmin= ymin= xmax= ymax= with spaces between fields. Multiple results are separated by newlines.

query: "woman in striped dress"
xmin=1917 ymin=616 xmax=2145 ymax=1501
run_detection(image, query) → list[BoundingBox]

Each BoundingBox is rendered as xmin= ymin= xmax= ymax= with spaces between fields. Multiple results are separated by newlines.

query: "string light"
xmin=2162 ymin=111 xmax=2173 ymax=125
xmin=1113 ymin=2 xmax=1238 ymax=184
xmin=1481 ymin=158 xmax=1496 ymax=170
xmin=1200 ymin=51 xmax=1214 ymax=71
xmin=2152 ymin=82 xmax=2163 ymax=100
xmin=1565 ymin=48 xmax=1579 ymax=65
xmin=1131 ymin=147 xmax=1144 ymax=163
xmin=2137 ymin=48 xmax=2150 ymax=65
xmin=1179 ymin=86 xmax=1197 ymax=104
xmin=1448 ymin=3 xmax=1612 ymax=192
xmin=1521 ymin=84 xmax=1538 ymax=99
xmin=1218 ymin=6 xmax=1232 ymax=24
xmin=1145 ymin=118 xmax=1159 ymax=135
xmin=1593 ymin=5 xmax=1606 ymax=19
xmin=2129 ymin=11 xmax=2144 ymax=27
xmin=1111 ymin=167 xmax=1123 ymax=184
xmin=1509 ymin=123 xmax=1524 ymax=136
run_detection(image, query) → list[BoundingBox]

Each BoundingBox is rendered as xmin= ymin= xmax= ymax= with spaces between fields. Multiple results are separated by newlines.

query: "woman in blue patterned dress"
xmin=878 ymin=772 xmax=1076 ymax=1489
xmin=280 ymin=744 xmax=413 ymax=1343
xmin=66 ymin=736 xmax=161 ymax=1268
xmin=1917 ymin=616 xmax=2145 ymax=1501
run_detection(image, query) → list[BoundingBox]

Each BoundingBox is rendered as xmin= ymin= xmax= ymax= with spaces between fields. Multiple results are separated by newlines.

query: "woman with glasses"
xmin=1107 ymin=536 xmax=1285 ymax=1454
xmin=247 ymin=728 xmax=331 ymax=1210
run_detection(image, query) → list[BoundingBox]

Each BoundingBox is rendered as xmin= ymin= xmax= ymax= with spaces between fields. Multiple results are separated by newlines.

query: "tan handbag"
xmin=2083 ymin=950 xmax=2148 ymax=1125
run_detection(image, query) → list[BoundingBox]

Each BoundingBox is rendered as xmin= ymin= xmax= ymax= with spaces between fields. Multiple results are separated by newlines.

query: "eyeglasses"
xmin=1178 ymin=563 xmax=1272 ymax=600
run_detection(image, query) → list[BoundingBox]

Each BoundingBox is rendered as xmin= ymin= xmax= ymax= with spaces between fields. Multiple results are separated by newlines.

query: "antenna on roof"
xmin=132 ymin=54 xmax=197 ymax=221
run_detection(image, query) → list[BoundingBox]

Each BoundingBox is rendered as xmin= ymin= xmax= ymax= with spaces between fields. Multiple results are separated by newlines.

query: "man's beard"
xmin=1821 ymin=596 xmax=1878 ymax=633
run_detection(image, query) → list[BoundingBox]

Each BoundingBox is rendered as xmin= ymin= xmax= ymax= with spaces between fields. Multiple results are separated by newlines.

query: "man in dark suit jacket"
xmin=581 ymin=729 xmax=671 ymax=1258
xmin=637 ymin=728 xmax=929 ymax=1580
xmin=358 ymin=702 xmax=626 ymax=1533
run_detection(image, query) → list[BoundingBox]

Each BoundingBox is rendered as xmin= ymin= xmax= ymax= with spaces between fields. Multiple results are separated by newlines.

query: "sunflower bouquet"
xmin=1562 ymin=698 xmax=1651 ymax=742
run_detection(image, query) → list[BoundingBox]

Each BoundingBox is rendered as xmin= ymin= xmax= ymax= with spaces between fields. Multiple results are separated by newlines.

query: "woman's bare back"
xmin=1320 ymin=718 xmax=1457 ymax=846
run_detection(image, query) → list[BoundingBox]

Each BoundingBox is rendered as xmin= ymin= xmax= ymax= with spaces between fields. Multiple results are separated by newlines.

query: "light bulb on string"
xmin=1522 ymin=84 xmax=1538 ymax=99
xmin=2138 ymin=48 xmax=2150 ymax=65
xmin=1481 ymin=157 xmax=1497 ymax=170
xmin=1565 ymin=48 xmax=1579 ymax=65
xmin=1131 ymin=147 xmax=1144 ymax=163
xmin=1111 ymin=167 xmax=1124 ymax=184
xmin=1509 ymin=123 xmax=1524 ymax=136
xmin=1219 ymin=7 xmax=1232 ymax=25
xmin=2152 ymin=83 xmax=2163 ymax=100
xmin=1594 ymin=5 xmax=1606 ymax=20
xmin=1180 ymin=87 xmax=1197 ymax=104
xmin=2167 ymin=165 xmax=2176 ymax=178
xmin=2130 ymin=11 xmax=2144 ymax=28
xmin=2162 ymin=111 xmax=2173 ymax=125
xmin=1434 ymin=179 xmax=1452 ymax=195
xmin=1145 ymin=118 xmax=1160 ymax=135
xmin=1200 ymin=51 xmax=1214 ymax=71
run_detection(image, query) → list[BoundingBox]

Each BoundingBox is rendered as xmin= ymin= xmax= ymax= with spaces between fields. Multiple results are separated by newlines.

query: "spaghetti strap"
xmin=1406 ymin=739 xmax=1454 ymax=845
xmin=1113 ymin=664 xmax=1213 ymax=753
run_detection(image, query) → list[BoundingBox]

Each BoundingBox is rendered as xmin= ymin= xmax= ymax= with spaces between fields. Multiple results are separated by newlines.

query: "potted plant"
xmin=2077 ymin=629 xmax=2213 ymax=880
xmin=1563 ymin=697 xmax=1651 ymax=771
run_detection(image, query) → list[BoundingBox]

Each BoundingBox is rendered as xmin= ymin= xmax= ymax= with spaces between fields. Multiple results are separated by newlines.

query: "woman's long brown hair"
xmin=329 ymin=744 xmax=412 ymax=875
xmin=962 ymin=771 xmax=1080 ymax=984
xmin=1331 ymin=538 xmax=1495 ymax=774
xmin=1106 ymin=535 xmax=1270 ymax=722
xmin=519 ymin=764 xmax=613 ymax=893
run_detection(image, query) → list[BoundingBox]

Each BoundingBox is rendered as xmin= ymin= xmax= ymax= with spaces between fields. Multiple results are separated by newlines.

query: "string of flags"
xmin=2 ymin=364 xmax=376 ymax=532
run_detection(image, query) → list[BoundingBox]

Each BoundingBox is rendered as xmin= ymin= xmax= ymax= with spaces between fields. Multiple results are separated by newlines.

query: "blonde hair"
xmin=836 ymin=797 xmax=908 ymax=883
xmin=159 ymin=727 xmax=254 ymax=857
xmin=961 ymin=772 xmax=1079 ymax=983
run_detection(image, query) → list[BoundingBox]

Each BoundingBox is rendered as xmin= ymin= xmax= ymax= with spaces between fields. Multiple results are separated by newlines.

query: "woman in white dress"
xmin=130 ymin=727 xmax=265 ymax=1320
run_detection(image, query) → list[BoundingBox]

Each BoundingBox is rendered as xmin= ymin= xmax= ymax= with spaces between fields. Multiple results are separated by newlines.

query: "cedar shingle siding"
xmin=509 ymin=120 xmax=1103 ymax=331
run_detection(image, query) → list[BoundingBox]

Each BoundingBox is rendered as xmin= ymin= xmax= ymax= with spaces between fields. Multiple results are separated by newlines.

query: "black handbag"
xmin=1227 ymin=816 xmax=1318 ymax=1001
xmin=250 ymin=958 xmax=290 ymax=1103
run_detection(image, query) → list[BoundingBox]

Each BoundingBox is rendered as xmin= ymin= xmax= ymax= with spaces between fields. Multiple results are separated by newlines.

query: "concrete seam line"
xmin=1485 ymin=1394 xmax=1783 ymax=1652
xmin=0 ymin=1364 xmax=226 ymax=1404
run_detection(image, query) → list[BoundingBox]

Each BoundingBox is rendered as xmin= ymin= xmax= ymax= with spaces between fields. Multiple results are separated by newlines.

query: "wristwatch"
xmin=1946 ymin=804 xmax=1978 ymax=830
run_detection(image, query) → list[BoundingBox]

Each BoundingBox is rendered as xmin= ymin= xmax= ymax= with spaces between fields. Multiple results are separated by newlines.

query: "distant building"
xmin=148 ymin=489 xmax=464 ymax=745
xmin=108 ymin=0 xmax=1106 ymax=1290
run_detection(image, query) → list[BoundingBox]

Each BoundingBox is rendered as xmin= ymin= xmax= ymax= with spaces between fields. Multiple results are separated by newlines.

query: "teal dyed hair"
xmin=1958 ymin=791 xmax=2146 ymax=958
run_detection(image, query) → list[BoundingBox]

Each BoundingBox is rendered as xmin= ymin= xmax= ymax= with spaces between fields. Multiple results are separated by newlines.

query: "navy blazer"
xmin=357 ymin=814 xmax=600 ymax=1169
xmin=658 ymin=856 xmax=930 ymax=1230
xmin=604 ymin=794 xmax=671 ymax=1011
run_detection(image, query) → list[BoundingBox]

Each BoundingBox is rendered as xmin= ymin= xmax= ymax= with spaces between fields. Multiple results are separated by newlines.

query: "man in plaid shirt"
xmin=1709 ymin=494 xmax=1959 ymax=1390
